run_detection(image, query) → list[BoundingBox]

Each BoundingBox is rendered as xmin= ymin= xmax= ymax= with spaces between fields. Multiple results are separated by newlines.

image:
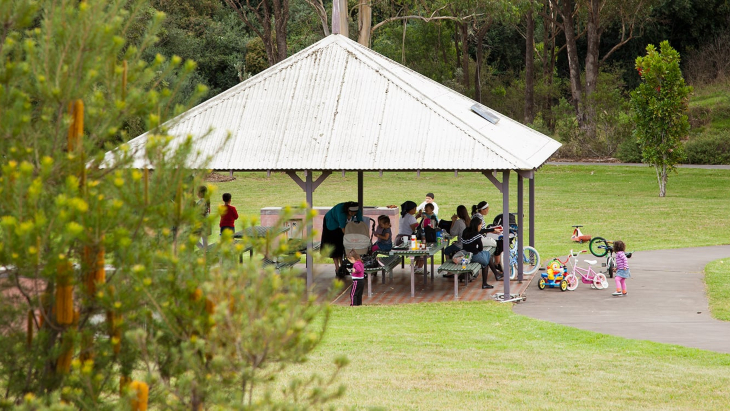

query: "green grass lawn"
xmin=706 ymin=258 xmax=730 ymax=321
xmin=210 ymin=165 xmax=730 ymax=259
xmin=284 ymin=303 xmax=730 ymax=410
xmin=209 ymin=165 xmax=730 ymax=409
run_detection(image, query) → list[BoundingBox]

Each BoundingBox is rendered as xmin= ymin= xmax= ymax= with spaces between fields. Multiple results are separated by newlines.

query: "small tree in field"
xmin=0 ymin=0 xmax=344 ymax=408
xmin=630 ymin=41 xmax=692 ymax=197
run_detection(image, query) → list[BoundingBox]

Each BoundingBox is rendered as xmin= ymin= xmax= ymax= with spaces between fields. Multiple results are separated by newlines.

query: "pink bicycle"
xmin=558 ymin=250 xmax=608 ymax=291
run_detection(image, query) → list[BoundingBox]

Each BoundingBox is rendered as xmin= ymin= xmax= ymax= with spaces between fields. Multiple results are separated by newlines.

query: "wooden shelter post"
xmin=287 ymin=170 xmax=331 ymax=290
xmin=502 ymin=171 xmax=511 ymax=297
xmin=529 ymin=175 xmax=535 ymax=248
xmin=517 ymin=174 xmax=524 ymax=282
xmin=358 ymin=171 xmax=364 ymax=209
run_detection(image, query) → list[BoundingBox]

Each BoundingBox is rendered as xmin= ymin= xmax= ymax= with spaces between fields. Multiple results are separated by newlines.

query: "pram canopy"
xmin=343 ymin=218 xmax=372 ymax=255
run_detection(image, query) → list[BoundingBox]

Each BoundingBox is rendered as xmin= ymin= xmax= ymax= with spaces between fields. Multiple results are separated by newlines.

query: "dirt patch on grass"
xmin=204 ymin=172 xmax=236 ymax=182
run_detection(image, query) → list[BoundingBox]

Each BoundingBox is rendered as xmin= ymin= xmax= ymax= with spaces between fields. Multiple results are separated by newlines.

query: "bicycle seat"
xmin=585 ymin=259 xmax=597 ymax=265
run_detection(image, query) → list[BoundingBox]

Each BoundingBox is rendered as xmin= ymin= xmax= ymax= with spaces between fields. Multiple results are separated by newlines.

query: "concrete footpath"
xmin=513 ymin=245 xmax=730 ymax=354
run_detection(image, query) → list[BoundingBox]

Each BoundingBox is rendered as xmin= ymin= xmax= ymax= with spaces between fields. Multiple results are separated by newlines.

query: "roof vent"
xmin=471 ymin=103 xmax=500 ymax=125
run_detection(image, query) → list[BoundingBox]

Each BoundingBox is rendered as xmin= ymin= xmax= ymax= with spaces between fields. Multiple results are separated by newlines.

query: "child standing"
xmin=612 ymin=240 xmax=631 ymax=296
xmin=372 ymin=215 xmax=393 ymax=253
xmin=348 ymin=250 xmax=365 ymax=306
xmin=219 ymin=192 xmax=239 ymax=235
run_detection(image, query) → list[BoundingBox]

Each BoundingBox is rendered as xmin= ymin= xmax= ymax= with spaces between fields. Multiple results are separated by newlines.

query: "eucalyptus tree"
xmin=546 ymin=0 xmax=659 ymax=136
xmin=223 ymin=0 xmax=290 ymax=65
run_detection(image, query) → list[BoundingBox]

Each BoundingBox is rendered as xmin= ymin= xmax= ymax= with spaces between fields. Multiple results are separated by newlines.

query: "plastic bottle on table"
xmin=461 ymin=258 xmax=466 ymax=269
xmin=411 ymin=234 xmax=417 ymax=250
xmin=436 ymin=230 xmax=443 ymax=245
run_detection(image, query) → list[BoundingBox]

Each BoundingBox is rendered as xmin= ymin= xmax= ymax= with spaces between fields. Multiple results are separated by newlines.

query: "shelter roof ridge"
xmin=332 ymin=37 xmax=526 ymax=169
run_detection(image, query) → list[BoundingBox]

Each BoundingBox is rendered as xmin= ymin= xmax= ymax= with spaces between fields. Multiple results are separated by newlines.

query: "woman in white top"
xmin=443 ymin=205 xmax=470 ymax=257
xmin=398 ymin=200 xmax=425 ymax=273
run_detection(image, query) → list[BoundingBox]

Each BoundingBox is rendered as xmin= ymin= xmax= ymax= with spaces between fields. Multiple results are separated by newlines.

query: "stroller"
xmin=337 ymin=218 xmax=379 ymax=277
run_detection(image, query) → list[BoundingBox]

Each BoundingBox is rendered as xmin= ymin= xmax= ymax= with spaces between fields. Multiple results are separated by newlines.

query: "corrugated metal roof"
xmin=108 ymin=35 xmax=561 ymax=171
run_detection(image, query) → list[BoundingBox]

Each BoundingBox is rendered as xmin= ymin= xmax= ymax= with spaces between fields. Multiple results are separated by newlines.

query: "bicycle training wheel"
xmin=522 ymin=246 xmax=541 ymax=275
xmin=589 ymin=237 xmax=609 ymax=258
xmin=594 ymin=273 xmax=608 ymax=289
xmin=566 ymin=274 xmax=579 ymax=291
xmin=607 ymin=256 xmax=616 ymax=278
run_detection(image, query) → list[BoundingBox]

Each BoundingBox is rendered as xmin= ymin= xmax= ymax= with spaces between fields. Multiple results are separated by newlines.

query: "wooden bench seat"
xmin=262 ymin=256 xmax=299 ymax=272
xmin=363 ymin=255 xmax=400 ymax=297
xmin=437 ymin=262 xmax=483 ymax=298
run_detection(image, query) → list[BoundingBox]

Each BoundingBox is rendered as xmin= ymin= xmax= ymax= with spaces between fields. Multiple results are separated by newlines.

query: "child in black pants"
xmin=348 ymin=250 xmax=365 ymax=306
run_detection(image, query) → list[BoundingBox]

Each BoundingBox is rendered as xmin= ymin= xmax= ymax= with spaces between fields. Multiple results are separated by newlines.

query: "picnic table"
xmin=233 ymin=226 xmax=290 ymax=258
xmin=390 ymin=242 xmax=445 ymax=297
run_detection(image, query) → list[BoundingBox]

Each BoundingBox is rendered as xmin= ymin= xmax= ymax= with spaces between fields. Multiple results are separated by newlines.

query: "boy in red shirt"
xmin=219 ymin=192 xmax=238 ymax=235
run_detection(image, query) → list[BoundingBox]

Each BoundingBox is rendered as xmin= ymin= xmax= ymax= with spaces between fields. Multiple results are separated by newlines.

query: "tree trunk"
xmin=401 ymin=19 xmax=407 ymax=64
xmin=560 ymin=0 xmax=584 ymax=126
xmin=656 ymin=164 xmax=667 ymax=197
xmin=454 ymin=21 xmax=461 ymax=70
xmin=524 ymin=8 xmax=535 ymax=124
xmin=474 ymin=24 xmax=489 ymax=103
xmin=459 ymin=22 xmax=470 ymax=91
xmin=584 ymin=0 xmax=601 ymax=138
xmin=273 ymin=0 xmax=289 ymax=64
xmin=338 ymin=0 xmax=348 ymax=37
xmin=358 ymin=0 xmax=372 ymax=46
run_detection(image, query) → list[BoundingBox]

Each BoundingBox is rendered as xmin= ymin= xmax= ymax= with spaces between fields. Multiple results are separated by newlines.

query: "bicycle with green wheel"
xmin=588 ymin=237 xmax=632 ymax=278
xmin=498 ymin=229 xmax=541 ymax=280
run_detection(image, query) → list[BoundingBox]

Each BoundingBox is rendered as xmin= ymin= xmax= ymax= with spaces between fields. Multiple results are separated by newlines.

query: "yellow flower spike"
xmin=19 ymin=161 xmax=34 ymax=175
xmin=283 ymin=206 xmax=292 ymax=213
xmin=143 ymin=278 xmax=152 ymax=286
xmin=132 ymin=170 xmax=142 ymax=181
xmin=114 ymin=177 xmax=124 ymax=187
xmin=295 ymin=252 xmax=302 ymax=258
xmin=28 ymin=246 xmax=37 ymax=255
xmin=114 ymin=301 xmax=121 ymax=309
xmin=162 ymin=228 xmax=171 ymax=236
xmin=97 ymin=291 xmax=104 ymax=298
xmin=24 ymin=393 xmax=35 ymax=402
xmin=132 ymin=264 xmax=145 ymax=274
xmin=71 ymin=358 xmax=82 ymax=369
xmin=300 ymin=201 xmax=308 ymax=209
xmin=308 ymin=209 xmax=318 ymax=219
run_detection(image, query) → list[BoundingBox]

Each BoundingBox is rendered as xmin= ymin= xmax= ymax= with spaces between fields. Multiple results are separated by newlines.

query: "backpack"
xmin=417 ymin=218 xmax=437 ymax=243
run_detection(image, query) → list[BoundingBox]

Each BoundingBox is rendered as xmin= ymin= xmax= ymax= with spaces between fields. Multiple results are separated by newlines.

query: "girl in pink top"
xmin=612 ymin=240 xmax=631 ymax=296
xmin=348 ymin=250 xmax=365 ymax=306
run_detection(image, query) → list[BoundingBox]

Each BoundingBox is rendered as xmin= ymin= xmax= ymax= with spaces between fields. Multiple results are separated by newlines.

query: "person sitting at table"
xmin=417 ymin=202 xmax=438 ymax=224
xmin=398 ymin=200 xmax=425 ymax=274
xmin=471 ymin=201 xmax=505 ymax=278
xmin=443 ymin=205 xmax=470 ymax=258
xmin=416 ymin=192 xmax=439 ymax=217
xmin=460 ymin=218 xmax=495 ymax=289
xmin=372 ymin=215 xmax=393 ymax=253
xmin=321 ymin=201 xmax=362 ymax=275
